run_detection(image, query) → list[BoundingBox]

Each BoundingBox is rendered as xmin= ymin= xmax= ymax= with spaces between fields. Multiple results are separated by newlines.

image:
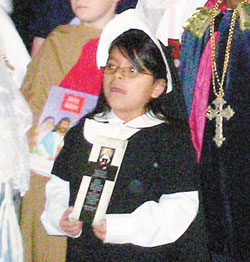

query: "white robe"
xmin=0 ymin=1 xmax=32 ymax=261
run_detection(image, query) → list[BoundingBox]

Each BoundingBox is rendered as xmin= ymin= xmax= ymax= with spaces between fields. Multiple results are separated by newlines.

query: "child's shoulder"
xmin=150 ymin=120 xmax=190 ymax=137
xmin=40 ymin=24 xmax=102 ymax=61
xmin=48 ymin=24 xmax=102 ymax=41
xmin=68 ymin=118 xmax=86 ymax=135
xmin=148 ymin=121 xmax=193 ymax=149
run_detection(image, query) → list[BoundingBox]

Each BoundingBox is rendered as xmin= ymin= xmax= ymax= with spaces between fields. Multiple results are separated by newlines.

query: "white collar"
xmin=93 ymin=110 xmax=164 ymax=128
xmin=84 ymin=111 xmax=165 ymax=143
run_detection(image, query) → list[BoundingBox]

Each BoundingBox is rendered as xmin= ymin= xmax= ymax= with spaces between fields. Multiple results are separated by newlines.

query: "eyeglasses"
xmin=101 ymin=64 xmax=152 ymax=78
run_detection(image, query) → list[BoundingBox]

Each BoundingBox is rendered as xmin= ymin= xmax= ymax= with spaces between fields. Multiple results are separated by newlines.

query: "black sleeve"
xmin=52 ymin=120 xmax=92 ymax=205
xmin=52 ymin=120 xmax=90 ymax=182
xmin=154 ymin=123 xmax=198 ymax=194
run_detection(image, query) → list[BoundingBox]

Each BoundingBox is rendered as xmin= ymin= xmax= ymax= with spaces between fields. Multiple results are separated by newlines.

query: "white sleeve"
xmin=40 ymin=175 xmax=69 ymax=236
xmin=104 ymin=191 xmax=199 ymax=247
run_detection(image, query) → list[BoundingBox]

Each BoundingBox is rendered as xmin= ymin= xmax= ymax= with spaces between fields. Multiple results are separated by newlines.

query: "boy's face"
xmin=70 ymin=0 xmax=118 ymax=29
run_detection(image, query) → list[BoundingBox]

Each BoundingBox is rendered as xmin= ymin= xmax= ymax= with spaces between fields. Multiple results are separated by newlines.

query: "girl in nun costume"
xmin=41 ymin=9 xmax=209 ymax=262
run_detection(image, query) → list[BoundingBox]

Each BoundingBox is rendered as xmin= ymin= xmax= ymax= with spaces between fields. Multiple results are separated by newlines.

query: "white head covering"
xmin=96 ymin=9 xmax=173 ymax=93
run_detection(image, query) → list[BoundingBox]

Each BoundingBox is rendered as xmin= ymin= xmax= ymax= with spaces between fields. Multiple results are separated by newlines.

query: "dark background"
xmin=11 ymin=0 xmax=33 ymax=51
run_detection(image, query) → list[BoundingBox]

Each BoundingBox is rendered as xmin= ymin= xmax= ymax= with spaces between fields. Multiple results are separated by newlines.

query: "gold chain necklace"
xmin=210 ymin=0 xmax=237 ymax=98
xmin=205 ymin=0 xmax=246 ymax=147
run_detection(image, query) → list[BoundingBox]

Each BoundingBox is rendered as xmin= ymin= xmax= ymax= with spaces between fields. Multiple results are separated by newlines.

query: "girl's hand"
xmin=93 ymin=219 xmax=107 ymax=241
xmin=59 ymin=207 xmax=83 ymax=236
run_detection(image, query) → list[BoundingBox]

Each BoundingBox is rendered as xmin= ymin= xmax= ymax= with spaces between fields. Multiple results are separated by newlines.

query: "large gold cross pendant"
xmin=206 ymin=97 xmax=235 ymax=147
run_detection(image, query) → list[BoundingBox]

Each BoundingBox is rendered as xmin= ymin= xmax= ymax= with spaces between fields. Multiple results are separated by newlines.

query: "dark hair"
xmin=109 ymin=29 xmax=167 ymax=81
xmin=88 ymin=29 xmax=188 ymax=124
xmin=54 ymin=117 xmax=71 ymax=131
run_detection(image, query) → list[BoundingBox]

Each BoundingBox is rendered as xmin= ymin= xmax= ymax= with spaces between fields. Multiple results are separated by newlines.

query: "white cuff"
xmin=40 ymin=175 xmax=70 ymax=236
xmin=104 ymin=214 xmax=135 ymax=244
xmin=41 ymin=207 xmax=67 ymax=235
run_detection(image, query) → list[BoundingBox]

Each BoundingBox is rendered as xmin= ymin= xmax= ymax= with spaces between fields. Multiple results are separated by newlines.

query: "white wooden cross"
xmin=206 ymin=97 xmax=235 ymax=147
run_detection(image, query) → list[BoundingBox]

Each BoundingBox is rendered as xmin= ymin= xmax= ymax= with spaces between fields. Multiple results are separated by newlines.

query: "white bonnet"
xmin=96 ymin=9 xmax=173 ymax=93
